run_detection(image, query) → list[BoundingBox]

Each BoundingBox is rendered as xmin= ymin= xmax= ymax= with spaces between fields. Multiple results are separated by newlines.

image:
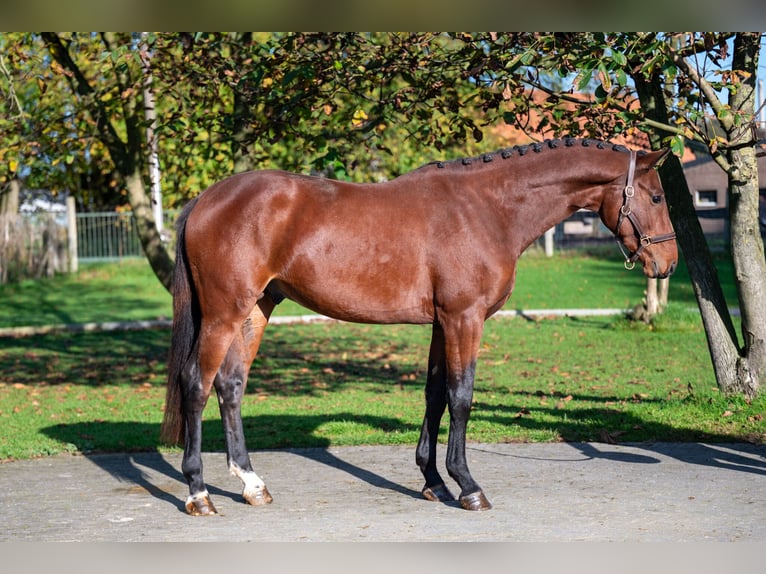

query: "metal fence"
xmin=76 ymin=212 xmax=142 ymax=261
xmin=75 ymin=210 xmax=178 ymax=262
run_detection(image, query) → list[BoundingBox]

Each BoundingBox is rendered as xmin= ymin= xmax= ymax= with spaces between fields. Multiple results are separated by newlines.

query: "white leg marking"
xmin=186 ymin=489 xmax=210 ymax=506
xmin=229 ymin=461 xmax=270 ymax=504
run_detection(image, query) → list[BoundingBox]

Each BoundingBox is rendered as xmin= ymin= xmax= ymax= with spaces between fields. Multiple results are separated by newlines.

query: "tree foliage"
xmin=1 ymin=32 xmax=764 ymax=397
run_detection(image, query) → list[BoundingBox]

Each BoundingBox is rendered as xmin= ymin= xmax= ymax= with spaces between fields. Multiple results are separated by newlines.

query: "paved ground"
xmin=2 ymin=441 xmax=764 ymax=542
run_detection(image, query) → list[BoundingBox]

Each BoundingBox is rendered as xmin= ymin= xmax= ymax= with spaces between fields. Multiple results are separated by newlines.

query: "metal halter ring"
xmin=614 ymin=150 xmax=676 ymax=270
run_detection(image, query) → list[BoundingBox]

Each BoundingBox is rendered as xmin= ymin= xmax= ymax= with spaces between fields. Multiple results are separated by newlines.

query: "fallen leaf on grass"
xmin=599 ymin=429 xmax=627 ymax=444
xmin=514 ymin=408 xmax=531 ymax=418
xmin=721 ymin=410 xmax=734 ymax=418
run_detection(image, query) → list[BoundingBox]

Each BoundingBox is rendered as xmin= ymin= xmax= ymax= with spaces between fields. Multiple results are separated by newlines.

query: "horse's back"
xmin=184 ymin=170 xmax=451 ymax=323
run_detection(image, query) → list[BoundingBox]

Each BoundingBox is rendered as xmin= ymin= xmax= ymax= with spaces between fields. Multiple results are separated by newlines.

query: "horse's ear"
xmin=642 ymin=148 xmax=671 ymax=170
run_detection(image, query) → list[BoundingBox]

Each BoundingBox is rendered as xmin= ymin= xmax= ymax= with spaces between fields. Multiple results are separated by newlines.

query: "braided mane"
xmin=425 ymin=137 xmax=637 ymax=170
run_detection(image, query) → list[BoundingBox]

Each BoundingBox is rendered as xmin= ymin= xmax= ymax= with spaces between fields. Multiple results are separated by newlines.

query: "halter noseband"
xmin=615 ymin=151 xmax=677 ymax=270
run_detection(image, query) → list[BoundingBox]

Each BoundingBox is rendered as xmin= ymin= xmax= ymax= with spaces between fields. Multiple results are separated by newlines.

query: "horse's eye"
xmin=652 ymin=195 xmax=663 ymax=205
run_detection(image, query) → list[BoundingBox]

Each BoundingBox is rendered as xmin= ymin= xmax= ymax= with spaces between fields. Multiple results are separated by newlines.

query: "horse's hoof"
xmin=422 ymin=483 xmax=456 ymax=502
xmin=185 ymin=493 xmax=218 ymax=516
xmin=459 ymin=491 xmax=492 ymax=511
xmin=243 ymin=486 xmax=273 ymax=506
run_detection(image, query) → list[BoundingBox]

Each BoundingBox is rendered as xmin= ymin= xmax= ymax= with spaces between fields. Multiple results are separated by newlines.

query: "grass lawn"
xmin=0 ymin=245 xmax=740 ymax=328
xmin=1 ymin=248 xmax=761 ymax=461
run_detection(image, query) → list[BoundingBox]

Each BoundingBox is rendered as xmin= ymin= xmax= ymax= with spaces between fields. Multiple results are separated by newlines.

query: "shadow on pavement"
xmin=469 ymin=441 xmax=766 ymax=476
xmin=43 ymin=413 xmax=424 ymax=512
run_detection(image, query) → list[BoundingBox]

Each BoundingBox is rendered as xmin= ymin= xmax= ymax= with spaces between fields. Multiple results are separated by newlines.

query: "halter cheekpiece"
xmin=616 ymin=151 xmax=677 ymax=270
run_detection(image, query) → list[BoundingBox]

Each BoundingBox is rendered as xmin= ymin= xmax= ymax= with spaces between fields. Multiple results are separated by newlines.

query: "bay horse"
xmin=160 ymin=138 xmax=677 ymax=515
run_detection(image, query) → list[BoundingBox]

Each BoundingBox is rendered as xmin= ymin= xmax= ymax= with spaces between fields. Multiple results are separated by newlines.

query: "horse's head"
xmin=601 ymin=149 xmax=678 ymax=278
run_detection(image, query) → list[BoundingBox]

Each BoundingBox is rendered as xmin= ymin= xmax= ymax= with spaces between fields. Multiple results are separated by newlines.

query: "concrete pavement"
xmin=2 ymin=441 xmax=765 ymax=542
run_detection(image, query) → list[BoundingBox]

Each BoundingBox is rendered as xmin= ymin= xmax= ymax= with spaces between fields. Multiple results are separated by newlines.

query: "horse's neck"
xmin=490 ymin=161 xmax=612 ymax=254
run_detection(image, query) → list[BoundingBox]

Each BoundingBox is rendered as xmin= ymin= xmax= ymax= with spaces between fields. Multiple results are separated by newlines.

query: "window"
xmin=695 ymin=189 xmax=718 ymax=207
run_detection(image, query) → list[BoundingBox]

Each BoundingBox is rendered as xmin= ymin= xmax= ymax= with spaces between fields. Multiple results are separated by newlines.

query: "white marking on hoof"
xmin=185 ymin=489 xmax=218 ymax=515
xmin=186 ymin=489 xmax=210 ymax=507
xmin=229 ymin=462 xmax=270 ymax=504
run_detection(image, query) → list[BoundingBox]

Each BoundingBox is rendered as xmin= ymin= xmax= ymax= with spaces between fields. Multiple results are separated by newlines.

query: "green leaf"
xmin=669 ymin=134 xmax=685 ymax=157
xmin=717 ymin=108 xmax=732 ymax=121
xmin=576 ymin=64 xmax=595 ymax=91
xmin=598 ymin=62 xmax=611 ymax=91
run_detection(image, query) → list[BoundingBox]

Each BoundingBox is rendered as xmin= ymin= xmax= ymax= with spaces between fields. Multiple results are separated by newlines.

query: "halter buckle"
xmin=640 ymin=235 xmax=652 ymax=247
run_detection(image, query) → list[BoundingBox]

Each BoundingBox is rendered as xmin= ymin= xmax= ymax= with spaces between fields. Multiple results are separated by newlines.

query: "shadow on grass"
xmin=0 ymin=329 xmax=171 ymax=386
xmin=0 ymin=325 xmax=425 ymax=392
xmin=471 ymin=395 xmax=741 ymax=444
xmin=0 ymin=280 xmax=169 ymax=329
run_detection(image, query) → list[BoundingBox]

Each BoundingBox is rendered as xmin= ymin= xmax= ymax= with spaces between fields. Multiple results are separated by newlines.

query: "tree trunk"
xmin=141 ymin=32 xmax=164 ymax=236
xmin=0 ymin=179 xmax=20 ymax=215
xmin=631 ymin=68 xmax=745 ymax=395
xmin=0 ymin=179 xmax=20 ymax=283
xmin=43 ymin=33 xmax=175 ymax=293
xmin=724 ymin=33 xmax=766 ymax=397
xmin=126 ymin=169 xmax=174 ymax=290
xmin=231 ymin=32 xmax=257 ymax=174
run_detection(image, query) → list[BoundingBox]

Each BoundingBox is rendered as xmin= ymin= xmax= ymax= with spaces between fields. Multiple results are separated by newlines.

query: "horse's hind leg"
xmin=215 ymin=296 xmax=275 ymax=507
xmin=181 ymin=319 xmax=241 ymax=515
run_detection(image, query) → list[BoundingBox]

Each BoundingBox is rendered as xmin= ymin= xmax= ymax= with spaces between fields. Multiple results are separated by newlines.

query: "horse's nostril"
xmin=669 ymin=261 xmax=677 ymax=275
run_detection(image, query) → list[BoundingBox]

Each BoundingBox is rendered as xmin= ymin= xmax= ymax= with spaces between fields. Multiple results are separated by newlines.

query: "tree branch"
xmin=669 ymin=47 xmax=732 ymax=132
xmin=0 ymin=53 xmax=24 ymax=119
xmin=40 ymin=32 xmax=129 ymax=169
xmin=523 ymin=75 xmax=717 ymax=148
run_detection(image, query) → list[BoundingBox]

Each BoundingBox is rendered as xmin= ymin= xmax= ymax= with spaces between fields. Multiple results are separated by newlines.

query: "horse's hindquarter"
xmin=187 ymin=170 xmax=516 ymax=325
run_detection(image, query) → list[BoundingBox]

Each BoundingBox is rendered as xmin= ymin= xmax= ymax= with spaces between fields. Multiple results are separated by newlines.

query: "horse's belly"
xmin=270 ymin=275 xmax=434 ymax=325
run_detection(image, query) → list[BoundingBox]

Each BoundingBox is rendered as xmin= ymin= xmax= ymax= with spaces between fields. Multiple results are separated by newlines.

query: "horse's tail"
xmin=160 ymin=197 xmax=200 ymax=446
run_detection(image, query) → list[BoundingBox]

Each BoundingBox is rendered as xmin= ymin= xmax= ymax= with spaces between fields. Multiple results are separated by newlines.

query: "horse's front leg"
xmin=416 ymin=322 xmax=455 ymax=503
xmin=441 ymin=312 xmax=492 ymax=511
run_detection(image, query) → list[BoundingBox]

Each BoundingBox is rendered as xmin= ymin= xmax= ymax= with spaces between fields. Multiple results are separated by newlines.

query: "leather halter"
xmin=615 ymin=151 xmax=677 ymax=270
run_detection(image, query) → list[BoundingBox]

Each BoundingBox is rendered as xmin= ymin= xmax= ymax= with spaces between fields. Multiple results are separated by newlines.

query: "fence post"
xmin=66 ymin=196 xmax=78 ymax=273
xmin=645 ymin=277 xmax=659 ymax=316
xmin=544 ymin=227 xmax=555 ymax=257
